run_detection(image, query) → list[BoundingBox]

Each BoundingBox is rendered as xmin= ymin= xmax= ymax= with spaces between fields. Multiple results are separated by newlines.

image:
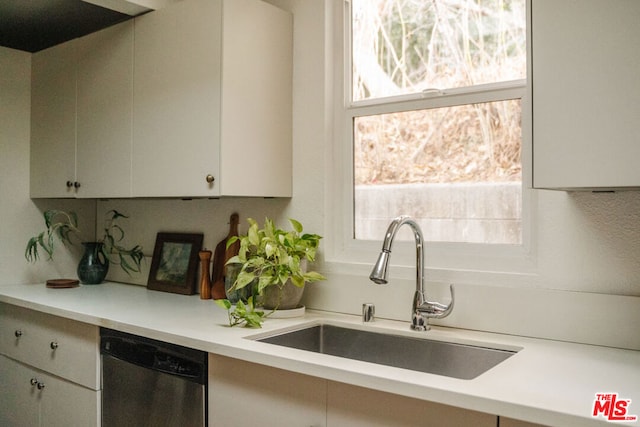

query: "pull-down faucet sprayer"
xmin=369 ymin=215 xmax=454 ymax=331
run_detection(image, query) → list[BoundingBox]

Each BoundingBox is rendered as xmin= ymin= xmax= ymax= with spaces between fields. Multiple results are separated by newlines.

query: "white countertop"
xmin=1 ymin=281 xmax=638 ymax=427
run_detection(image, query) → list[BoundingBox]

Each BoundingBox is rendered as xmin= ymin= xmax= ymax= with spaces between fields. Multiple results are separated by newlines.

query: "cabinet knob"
xmin=73 ymin=181 xmax=81 ymax=189
xmin=37 ymin=382 xmax=46 ymax=390
xmin=206 ymin=174 xmax=215 ymax=184
xmin=66 ymin=181 xmax=74 ymax=188
xmin=30 ymin=378 xmax=38 ymax=386
xmin=14 ymin=330 xmax=22 ymax=338
xmin=50 ymin=341 xmax=58 ymax=350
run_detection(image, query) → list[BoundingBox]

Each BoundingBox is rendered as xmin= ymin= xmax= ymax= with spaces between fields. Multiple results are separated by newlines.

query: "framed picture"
xmin=148 ymin=232 xmax=203 ymax=295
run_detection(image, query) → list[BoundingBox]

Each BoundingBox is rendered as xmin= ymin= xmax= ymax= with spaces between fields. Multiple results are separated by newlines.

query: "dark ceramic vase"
xmin=77 ymin=242 xmax=109 ymax=285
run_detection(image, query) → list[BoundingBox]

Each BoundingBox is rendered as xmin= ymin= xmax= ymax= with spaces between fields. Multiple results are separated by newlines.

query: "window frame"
xmin=325 ymin=0 xmax=536 ymax=284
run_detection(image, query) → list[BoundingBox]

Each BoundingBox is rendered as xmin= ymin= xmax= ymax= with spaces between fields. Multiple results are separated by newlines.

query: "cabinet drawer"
xmin=0 ymin=303 xmax=100 ymax=390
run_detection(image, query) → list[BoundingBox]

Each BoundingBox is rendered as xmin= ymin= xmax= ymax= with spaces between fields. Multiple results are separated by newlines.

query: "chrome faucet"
xmin=369 ymin=215 xmax=454 ymax=331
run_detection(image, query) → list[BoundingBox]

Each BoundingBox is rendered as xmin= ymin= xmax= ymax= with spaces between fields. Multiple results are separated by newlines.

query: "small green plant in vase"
xmin=215 ymin=217 xmax=325 ymax=327
xmin=25 ymin=209 xmax=144 ymax=284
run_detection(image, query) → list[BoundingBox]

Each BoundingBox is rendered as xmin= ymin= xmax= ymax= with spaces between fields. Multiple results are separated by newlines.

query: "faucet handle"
xmin=419 ymin=284 xmax=454 ymax=319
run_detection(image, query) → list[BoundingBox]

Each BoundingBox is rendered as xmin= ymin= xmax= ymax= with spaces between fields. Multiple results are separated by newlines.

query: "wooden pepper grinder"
xmin=198 ymin=249 xmax=212 ymax=299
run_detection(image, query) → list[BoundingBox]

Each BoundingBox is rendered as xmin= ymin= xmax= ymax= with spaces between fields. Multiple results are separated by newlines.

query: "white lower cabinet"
xmin=327 ymin=381 xmax=495 ymax=427
xmin=209 ymin=354 xmax=496 ymax=427
xmin=209 ymin=354 xmax=326 ymax=427
xmin=0 ymin=355 xmax=39 ymax=426
xmin=0 ymin=304 xmax=100 ymax=426
xmin=0 ymin=355 xmax=100 ymax=427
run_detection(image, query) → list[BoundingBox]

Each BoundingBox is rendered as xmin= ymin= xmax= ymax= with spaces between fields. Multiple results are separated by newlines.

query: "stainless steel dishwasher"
xmin=100 ymin=328 xmax=207 ymax=427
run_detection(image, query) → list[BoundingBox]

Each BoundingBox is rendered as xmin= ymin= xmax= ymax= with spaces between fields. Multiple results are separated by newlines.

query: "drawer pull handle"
xmin=14 ymin=330 xmax=23 ymax=338
xmin=50 ymin=341 xmax=58 ymax=350
xmin=37 ymin=382 xmax=45 ymax=390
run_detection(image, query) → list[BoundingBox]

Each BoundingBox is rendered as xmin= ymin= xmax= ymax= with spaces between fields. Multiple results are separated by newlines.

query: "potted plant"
xmin=215 ymin=217 xmax=325 ymax=327
xmin=25 ymin=209 xmax=144 ymax=284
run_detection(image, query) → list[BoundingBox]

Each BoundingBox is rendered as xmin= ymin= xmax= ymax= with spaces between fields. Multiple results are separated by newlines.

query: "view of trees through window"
xmin=350 ymin=0 xmax=526 ymax=244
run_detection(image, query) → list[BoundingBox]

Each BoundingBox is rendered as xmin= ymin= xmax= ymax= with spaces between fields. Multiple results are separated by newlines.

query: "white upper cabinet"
xmin=30 ymin=39 xmax=77 ymax=198
xmin=132 ymin=0 xmax=292 ymax=197
xmin=31 ymin=0 xmax=292 ymax=199
xmin=532 ymin=0 xmax=640 ymax=189
xmin=76 ymin=20 xmax=134 ymax=198
xmin=30 ymin=20 xmax=134 ymax=198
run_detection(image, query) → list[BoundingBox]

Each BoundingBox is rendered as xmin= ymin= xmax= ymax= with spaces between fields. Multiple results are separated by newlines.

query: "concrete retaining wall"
xmin=355 ymin=182 xmax=522 ymax=244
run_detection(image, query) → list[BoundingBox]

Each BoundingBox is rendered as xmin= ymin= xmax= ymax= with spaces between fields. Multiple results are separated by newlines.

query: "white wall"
xmin=0 ymin=46 xmax=95 ymax=284
xmin=0 ymin=48 xmax=31 ymax=283
xmin=2 ymin=1 xmax=639 ymax=348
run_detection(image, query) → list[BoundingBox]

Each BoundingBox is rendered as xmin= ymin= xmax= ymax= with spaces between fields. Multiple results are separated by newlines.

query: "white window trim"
xmin=324 ymin=0 xmax=537 ymax=287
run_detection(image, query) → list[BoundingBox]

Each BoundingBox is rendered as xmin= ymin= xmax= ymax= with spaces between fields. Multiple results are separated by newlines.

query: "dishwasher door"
xmin=101 ymin=329 xmax=207 ymax=427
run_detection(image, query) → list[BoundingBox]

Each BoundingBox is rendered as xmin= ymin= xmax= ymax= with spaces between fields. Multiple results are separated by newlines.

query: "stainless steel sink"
xmin=255 ymin=323 xmax=518 ymax=380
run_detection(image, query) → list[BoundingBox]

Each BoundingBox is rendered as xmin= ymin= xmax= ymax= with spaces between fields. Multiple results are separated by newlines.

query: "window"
xmin=349 ymin=0 xmax=526 ymax=245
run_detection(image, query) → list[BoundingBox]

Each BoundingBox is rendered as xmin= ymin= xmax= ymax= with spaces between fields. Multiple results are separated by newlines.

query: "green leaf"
xmin=248 ymin=223 xmax=260 ymax=246
xmin=244 ymin=312 xmax=264 ymax=328
xmin=291 ymin=275 xmax=305 ymax=288
xmin=235 ymin=300 xmax=247 ymax=315
xmin=108 ymin=210 xmax=128 ymax=220
xmin=25 ymin=236 xmax=39 ymax=262
xmin=226 ymin=236 xmax=239 ymax=249
xmin=304 ymin=271 xmax=326 ymax=282
xmin=215 ymin=299 xmax=232 ymax=310
xmin=289 ymin=218 xmax=303 ymax=233
xmin=257 ymin=274 xmax=274 ymax=293
xmin=264 ymin=218 xmax=276 ymax=239
xmin=69 ymin=211 xmax=79 ymax=228
xmin=225 ymin=255 xmax=242 ymax=265
xmin=110 ymin=224 xmax=125 ymax=242
xmin=234 ymin=270 xmax=256 ymax=290
xmin=264 ymin=241 xmax=276 ymax=258
xmin=44 ymin=210 xmax=57 ymax=228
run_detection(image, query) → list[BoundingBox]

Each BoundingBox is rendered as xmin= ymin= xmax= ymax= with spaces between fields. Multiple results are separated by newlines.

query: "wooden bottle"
xmin=211 ymin=213 xmax=240 ymax=299
xmin=199 ymin=250 xmax=212 ymax=299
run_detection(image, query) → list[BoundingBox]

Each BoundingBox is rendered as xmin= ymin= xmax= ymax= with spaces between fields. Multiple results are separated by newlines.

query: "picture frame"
xmin=147 ymin=232 xmax=204 ymax=295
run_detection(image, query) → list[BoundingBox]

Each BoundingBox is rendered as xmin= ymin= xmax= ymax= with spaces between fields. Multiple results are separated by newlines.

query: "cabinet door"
xmin=0 ymin=356 xmax=100 ymax=427
xmin=219 ymin=0 xmax=293 ymax=197
xmin=132 ymin=0 xmax=222 ymax=197
xmin=209 ymin=354 xmax=327 ymax=427
xmin=532 ymin=0 xmax=640 ymax=189
xmin=327 ymin=381 xmax=496 ymax=427
xmin=76 ymin=20 xmax=134 ymax=198
xmin=30 ymin=40 xmax=77 ymax=198
xmin=38 ymin=369 xmax=101 ymax=427
xmin=0 ymin=355 xmax=40 ymax=427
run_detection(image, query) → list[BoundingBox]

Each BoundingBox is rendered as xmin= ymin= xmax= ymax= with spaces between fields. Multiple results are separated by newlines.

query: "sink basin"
xmin=254 ymin=323 xmax=518 ymax=380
